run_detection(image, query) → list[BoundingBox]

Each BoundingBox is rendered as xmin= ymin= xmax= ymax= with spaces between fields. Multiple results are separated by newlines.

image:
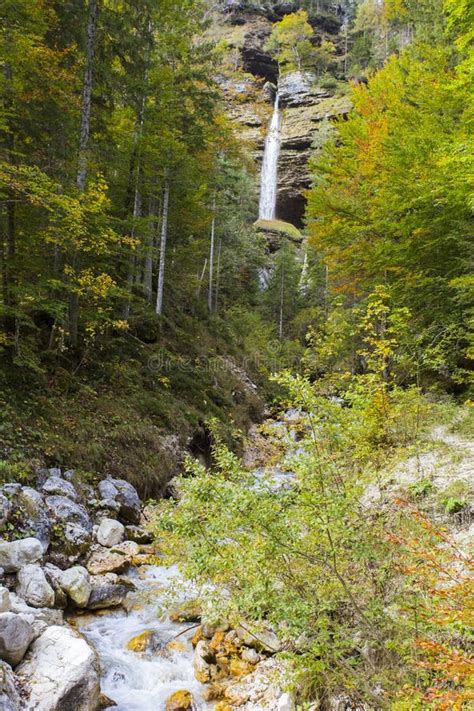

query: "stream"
xmin=77 ymin=413 xmax=300 ymax=710
xmin=79 ymin=565 xmax=213 ymax=710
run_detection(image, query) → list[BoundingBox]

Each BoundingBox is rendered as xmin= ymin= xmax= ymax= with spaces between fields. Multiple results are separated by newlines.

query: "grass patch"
xmin=254 ymin=219 xmax=303 ymax=241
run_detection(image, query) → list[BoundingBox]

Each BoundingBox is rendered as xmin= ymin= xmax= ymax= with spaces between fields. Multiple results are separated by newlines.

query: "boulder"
xmin=17 ymin=565 xmax=55 ymax=609
xmin=45 ymin=497 xmax=93 ymax=557
xmin=17 ymin=488 xmax=51 ymax=552
xmin=59 ymin=566 xmax=91 ymax=607
xmin=0 ymin=494 xmax=12 ymax=528
xmin=43 ymin=565 xmax=68 ymax=609
xmin=42 ymin=476 xmax=77 ymax=501
xmin=0 ymin=587 xmax=11 ymax=612
xmin=86 ymin=541 xmax=140 ymax=576
xmin=87 ymin=584 xmax=128 ymax=610
xmin=241 ymin=647 xmax=260 ymax=665
xmin=0 ymin=660 xmax=20 ymax=711
xmin=45 ymin=496 xmax=91 ymax=532
xmin=0 ymin=538 xmax=43 ymax=573
xmin=17 ymin=625 xmax=100 ymax=711
xmin=9 ymin=593 xmax=63 ymax=637
xmin=126 ymin=630 xmax=165 ymax=654
xmin=96 ymin=518 xmax=124 ymax=548
xmin=98 ymin=479 xmax=141 ymax=524
xmin=124 ymin=525 xmax=152 ymax=544
xmin=1 ymin=484 xmax=21 ymax=496
xmin=165 ymin=689 xmax=195 ymax=711
xmin=0 ymin=612 xmax=35 ymax=666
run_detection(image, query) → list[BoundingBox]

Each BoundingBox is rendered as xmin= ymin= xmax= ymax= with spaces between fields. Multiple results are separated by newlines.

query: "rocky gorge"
xmin=0 ymin=412 xmax=306 ymax=711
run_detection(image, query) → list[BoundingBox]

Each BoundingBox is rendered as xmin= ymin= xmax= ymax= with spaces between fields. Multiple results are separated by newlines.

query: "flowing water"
xmin=258 ymin=93 xmax=281 ymax=221
xmin=80 ymin=565 xmax=212 ymax=711
xmin=79 ymin=416 xmax=301 ymax=710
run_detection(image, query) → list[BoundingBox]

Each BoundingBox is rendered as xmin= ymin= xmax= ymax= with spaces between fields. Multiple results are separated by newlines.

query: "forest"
xmin=0 ymin=0 xmax=472 ymax=710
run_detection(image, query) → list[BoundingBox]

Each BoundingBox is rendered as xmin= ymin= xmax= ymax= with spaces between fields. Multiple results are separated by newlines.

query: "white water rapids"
xmin=80 ymin=565 xmax=212 ymax=711
xmin=258 ymin=93 xmax=281 ymax=221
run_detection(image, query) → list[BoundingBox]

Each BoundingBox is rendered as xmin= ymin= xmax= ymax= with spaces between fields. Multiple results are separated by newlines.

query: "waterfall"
xmin=259 ymin=93 xmax=281 ymax=221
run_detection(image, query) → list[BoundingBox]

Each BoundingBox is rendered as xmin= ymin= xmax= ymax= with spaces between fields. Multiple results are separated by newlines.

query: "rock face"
xmin=17 ymin=565 xmax=55 ymax=609
xmin=0 ymin=612 xmax=35 ymax=666
xmin=0 ymin=660 xmax=20 ymax=711
xmin=96 ymin=518 xmax=124 ymax=548
xmin=278 ymin=70 xmax=322 ymax=107
xmin=0 ymin=538 xmax=43 ymax=573
xmin=278 ymin=81 xmax=351 ymax=223
xmin=214 ymin=5 xmax=350 ymax=226
xmin=98 ymin=479 xmax=141 ymax=524
xmin=17 ymin=625 xmax=100 ymax=711
xmin=241 ymin=22 xmax=278 ymax=82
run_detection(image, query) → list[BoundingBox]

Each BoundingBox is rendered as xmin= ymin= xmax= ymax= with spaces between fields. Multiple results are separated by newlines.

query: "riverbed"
xmin=79 ymin=564 xmax=213 ymax=710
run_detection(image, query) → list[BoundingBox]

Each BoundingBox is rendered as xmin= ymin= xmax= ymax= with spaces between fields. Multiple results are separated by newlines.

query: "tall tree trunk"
xmin=155 ymin=179 xmax=170 ymax=316
xmin=208 ymin=202 xmax=216 ymax=313
xmin=214 ymin=239 xmax=222 ymax=313
xmin=196 ymin=258 xmax=207 ymax=300
xmin=122 ymin=68 xmax=148 ymax=319
xmin=69 ymin=0 xmax=98 ymax=347
xmin=76 ymin=0 xmax=98 ymax=192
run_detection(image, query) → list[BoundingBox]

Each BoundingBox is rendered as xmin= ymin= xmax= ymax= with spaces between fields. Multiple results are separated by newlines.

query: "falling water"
xmin=258 ymin=93 xmax=281 ymax=220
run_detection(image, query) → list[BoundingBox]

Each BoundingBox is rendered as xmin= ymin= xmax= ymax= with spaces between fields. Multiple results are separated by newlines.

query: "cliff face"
xmin=214 ymin=1 xmax=351 ymax=226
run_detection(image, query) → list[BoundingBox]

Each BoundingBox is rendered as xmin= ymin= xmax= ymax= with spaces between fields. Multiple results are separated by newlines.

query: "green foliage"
xmin=408 ymin=478 xmax=435 ymax=499
xmin=306 ymin=3 xmax=473 ymax=387
xmin=154 ymin=350 xmax=447 ymax=704
xmin=266 ymin=10 xmax=316 ymax=73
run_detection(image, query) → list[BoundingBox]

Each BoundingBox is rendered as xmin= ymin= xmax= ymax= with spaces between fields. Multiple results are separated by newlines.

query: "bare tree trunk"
xmin=155 ymin=178 xmax=170 ymax=316
xmin=70 ymin=0 xmax=98 ymax=346
xmin=122 ymin=60 xmax=149 ymax=318
xmin=196 ymin=258 xmax=207 ymax=300
xmin=214 ymin=239 xmax=222 ymax=313
xmin=208 ymin=198 xmax=216 ymax=312
xmin=77 ymin=0 xmax=98 ymax=192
